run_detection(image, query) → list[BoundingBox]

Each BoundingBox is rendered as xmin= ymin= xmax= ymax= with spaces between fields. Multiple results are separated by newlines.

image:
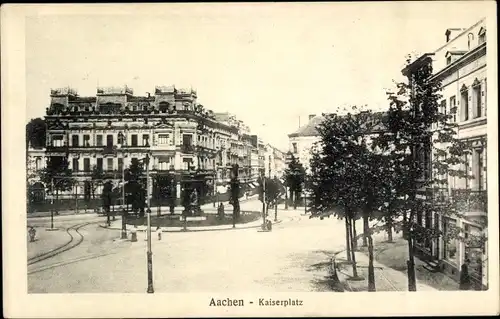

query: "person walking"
xmin=156 ymin=226 xmax=162 ymax=241
xmin=459 ymin=263 xmax=472 ymax=290
xmin=130 ymin=225 xmax=138 ymax=242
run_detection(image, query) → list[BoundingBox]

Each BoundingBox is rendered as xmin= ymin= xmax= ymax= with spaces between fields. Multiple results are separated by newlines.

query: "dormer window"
xmin=478 ymin=27 xmax=486 ymax=44
xmin=446 ymin=56 xmax=452 ymax=65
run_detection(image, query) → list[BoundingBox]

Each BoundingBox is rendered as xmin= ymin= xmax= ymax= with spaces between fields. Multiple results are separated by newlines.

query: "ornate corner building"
xmin=36 ymin=85 xmax=277 ymax=206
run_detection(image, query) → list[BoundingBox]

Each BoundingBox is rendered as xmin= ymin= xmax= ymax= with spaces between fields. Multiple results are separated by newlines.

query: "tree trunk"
xmin=345 ymin=217 xmax=352 ymax=262
xmin=367 ymin=233 xmax=376 ymax=292
xmin=387 ymin=215 xmax=394 ymax=243
xmin=363 ymin=215 xmax=369 ymax=247
xmin=352 ymin=217 xmax=358 ymax=251
xmin=406 ymin=210 xmax=417 ymax=291
xmin=348 ymin=216 xmax=359 ymax=278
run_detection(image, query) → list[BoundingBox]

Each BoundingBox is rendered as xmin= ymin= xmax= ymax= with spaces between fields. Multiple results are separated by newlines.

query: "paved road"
xmin=28 ymin=199 xmax=347 ymax=293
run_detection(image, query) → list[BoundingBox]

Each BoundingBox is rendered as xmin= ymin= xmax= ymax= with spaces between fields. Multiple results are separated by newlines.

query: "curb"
xmin=99 ymin=218 xmax=284 ymax=233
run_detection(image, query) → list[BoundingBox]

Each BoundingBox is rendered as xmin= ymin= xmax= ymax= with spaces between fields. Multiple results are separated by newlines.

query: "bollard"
xmin=28 ymin=227 xmax=37 ymax=242
xmin=131 ymin=227 xmax=138 ymax=242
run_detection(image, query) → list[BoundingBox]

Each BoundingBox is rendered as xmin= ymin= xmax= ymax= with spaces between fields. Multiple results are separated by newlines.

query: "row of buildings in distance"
xmin=27 ymin=85 xmax=286 ymax=205
xmin=287 ymin=18 xmax=488 ymax=289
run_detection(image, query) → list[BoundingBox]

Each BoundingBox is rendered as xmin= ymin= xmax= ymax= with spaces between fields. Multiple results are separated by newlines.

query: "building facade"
xmin=405 ymin=18 xmax=488 ymax=289
xmin=28 ymin=86 xmax=285 ymax=208
xmin=287 ymin=114 xmax=323 ymax=173
xmin=40 ymin=85 xmax=248 ymax=205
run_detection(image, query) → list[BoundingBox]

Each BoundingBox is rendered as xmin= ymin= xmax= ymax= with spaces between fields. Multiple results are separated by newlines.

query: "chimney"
xmin=309 ymin=114 xmax=316 ymax=121
xmin=146 ymin=92 xmax=151 ymax=98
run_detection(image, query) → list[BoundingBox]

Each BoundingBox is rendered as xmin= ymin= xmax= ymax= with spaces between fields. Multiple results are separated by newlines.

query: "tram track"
xmin=27 ymin=221 xmax=100 ymax=266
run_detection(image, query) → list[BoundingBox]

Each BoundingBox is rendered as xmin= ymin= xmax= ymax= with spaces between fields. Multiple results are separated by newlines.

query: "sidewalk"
xmin=335 ymin=250 xmax=437 ymax=292
xmin=335 ymin=219 xmax=459 ymax=291
xmin=28 ymin=195 xmax=259 ymax=218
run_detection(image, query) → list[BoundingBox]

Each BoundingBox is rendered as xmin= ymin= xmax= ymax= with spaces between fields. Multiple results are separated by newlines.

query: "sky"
xmin=25 ymin=2 xmax=490 ymax=151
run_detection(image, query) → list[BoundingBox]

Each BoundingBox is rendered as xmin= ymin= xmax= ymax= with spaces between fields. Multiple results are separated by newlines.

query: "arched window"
xmin=159 ymin=102 xmax=169 ymax=113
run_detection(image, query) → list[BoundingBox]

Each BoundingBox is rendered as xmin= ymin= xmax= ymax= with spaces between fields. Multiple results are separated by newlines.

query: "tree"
xmin=228 ymin=164 xmax=241 ymax=224
xmin=283 ymin=155 xmax=306 ymax=209
xmin=308 ymin=108 xmax=378 ymax=282
xmin=376 ymin=55 xmax=472 ymax=291
xmin=26 ymin=118 xmax=46 ymax=149
xmin=90 ymin=165 xmax=105 ymax=199
xmin=125 ymin=158 xmax=146 ymax=218
xmin=39 ymin=157 xmax=75 ymax=212
xmin=102 ymin=180 xmax=113 ymax=225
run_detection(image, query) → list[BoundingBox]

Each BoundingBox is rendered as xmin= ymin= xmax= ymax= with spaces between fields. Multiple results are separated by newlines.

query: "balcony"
xmin=102 ymin=146 xmax=116 ymax=155
xmin=180 ymin=144 xmax=195 ymax=154
xmin=451 ymin=189 xmax=487 ymax=213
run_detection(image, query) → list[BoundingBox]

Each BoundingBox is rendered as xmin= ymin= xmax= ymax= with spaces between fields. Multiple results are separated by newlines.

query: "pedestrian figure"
xmin=459 ymin=263 xmax=472 ymax=290
xmin=157 ymin=226 xmax=162 ymax=241
xmin=266 ymin=219 xmax=273 ymax=231
xmin=130 ymin=225 xmax=138 ymax=242
xmin=28 ymin=226 xmax=37 ymax=242
xmin=218 ymin=203 xmax=225 ymax=219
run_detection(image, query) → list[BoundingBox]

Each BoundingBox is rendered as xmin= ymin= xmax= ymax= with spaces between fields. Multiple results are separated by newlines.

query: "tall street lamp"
xmin=116 ymin=135 xmax=127 ymax=240
xmin=142 ymin=154 xmax=154 ymax=293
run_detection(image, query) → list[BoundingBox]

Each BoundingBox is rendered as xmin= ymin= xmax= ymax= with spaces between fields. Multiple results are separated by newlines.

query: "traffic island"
xmin=126 ymin=211 xmax=260 ymax=228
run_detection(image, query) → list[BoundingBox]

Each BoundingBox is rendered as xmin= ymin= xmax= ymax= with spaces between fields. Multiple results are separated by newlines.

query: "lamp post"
xmin=261 ymin=171 xmax=266 ymax=229
xmin=144 ymin=154 xmax=154 ymax=293
xmin=116 ymin=137 xmax=127 ymax=240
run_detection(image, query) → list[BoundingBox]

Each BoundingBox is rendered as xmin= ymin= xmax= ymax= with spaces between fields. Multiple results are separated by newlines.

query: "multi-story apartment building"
xmin=264 ymin=144 xmax=286 ymax=179
xmin=287 ymin=114 xmax=323 ymax=173
xmin=28 ymin=87 xmax=284 ymax=208
xmin=43 ymin=85 xmax=238 ymax=204
xmin=404 ymin=18 xmax=488 ymax=289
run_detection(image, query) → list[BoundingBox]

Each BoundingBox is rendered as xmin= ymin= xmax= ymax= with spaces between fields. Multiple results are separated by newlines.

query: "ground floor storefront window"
xmin=442 ymin=217 xmax=458 ymax=264
xmin=464 ymin=224 xmax=484 ymax=284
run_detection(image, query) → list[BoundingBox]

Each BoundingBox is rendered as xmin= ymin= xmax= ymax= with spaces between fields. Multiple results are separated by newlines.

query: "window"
xmin=478 ymin=28 xmax=486 ymax=44
xmin=117 ymin=132 xmax=124 ymax=145
xmin=292 ymin=142 xmax=298 ymax=154
xmin=118 ymin=158 xmax=123 ymax=172
xmin=446 ymin=56 xmax=452 ymax=65
xmin=96 ymin=135 xmax=103 ymax=146
xmin=131 ymin=134 xmax=138 ymax=146
xmin=158 ymin=159 xmax=170 ymax=170
xmin=158 ymin=134 xmax=169 ymax=145
xmin=84 ymin=158 xmax=90 ymax=171
xmin=52 ymin=135 xmax=64 ymax=147
xmin=183 ymin=158 xmax=192 ymax=170
xmin=72 ymin=158 xmax=79 ymax=171
xmin=107 ymin=158 xmax=114 ymax=171
xmin=96 ymin=158 xmax=103 ymax=170
xmin=473 ymin=81 xmax=482 ymax=118
xmin=443 ymin=218 xmax=457 ymax=263
xmin=35 ymin=158 xmax=41 ymax=170
xmin=183 ymin=134 xmax=193 ymax=146
xmin=475 ymin=148 xmax=484 ymax=191
xmin=142 ymin=134 xmax=150 ymax=146
xmin=159 ymin=102 xmax=169 ymax=113
xmin=83 ymin=135 xmax=90 ymax=147
xmin=461 ymin=86 xmax=469 ymax=121
xmin=106 ymin=134 xmax=113 ymax=147
xmin=440 ymin=100 xmax=447 ymax=116
xmin=449 ymin=96 xmax=457 ymax=122
xmin=72 ymin=135 xmax=80 ymax=147
xmin=464 ymin=153 xmax=470 ymax=189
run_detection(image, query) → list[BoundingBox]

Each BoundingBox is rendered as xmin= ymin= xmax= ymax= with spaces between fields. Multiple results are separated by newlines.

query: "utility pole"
xmin=145 ymin=154 xmax=154 ymax=294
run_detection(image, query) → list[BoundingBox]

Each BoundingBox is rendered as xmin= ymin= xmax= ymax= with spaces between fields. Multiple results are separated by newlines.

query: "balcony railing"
xmin=451 ymin=189 xmax=487 ymax=213
xmin=180 ymin=144 xmax=195 ymax=153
